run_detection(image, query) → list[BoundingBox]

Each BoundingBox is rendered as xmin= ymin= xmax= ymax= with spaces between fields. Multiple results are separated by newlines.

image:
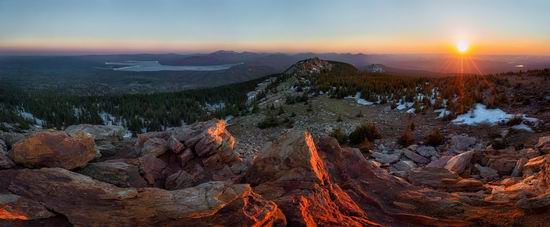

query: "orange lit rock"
xmin=9 ymin=131 xmax=96 ymax=170
xmin=0 ymin=193 xmax=54 ymax=221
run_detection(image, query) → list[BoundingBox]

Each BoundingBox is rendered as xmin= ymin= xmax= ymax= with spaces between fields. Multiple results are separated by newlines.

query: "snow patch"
xmin=345 ymin=92 xmax=374 ymax=106
xmin=512 ymin=123 xmax=533 ymax=132
xmin=434 ymin=108 xmax=451 ymax=119
xmin=452 ymin=104 xmax=512 ymax=125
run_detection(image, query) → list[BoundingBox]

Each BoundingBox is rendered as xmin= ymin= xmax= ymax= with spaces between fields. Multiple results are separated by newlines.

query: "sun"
xmin=456 ymin=40 xmax=469 ymax=54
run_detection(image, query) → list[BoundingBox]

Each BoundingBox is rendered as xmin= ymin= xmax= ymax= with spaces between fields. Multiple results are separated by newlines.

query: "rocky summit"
xmin=0 ymin=118 xmax=550 ymax=226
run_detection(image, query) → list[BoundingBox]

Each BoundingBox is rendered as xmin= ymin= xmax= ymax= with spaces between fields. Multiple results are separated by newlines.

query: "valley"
xmin=2 ymin=56 xmax=550 ymax=226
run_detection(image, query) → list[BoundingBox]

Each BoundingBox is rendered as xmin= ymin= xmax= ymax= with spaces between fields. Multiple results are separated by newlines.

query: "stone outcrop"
xmin=65 ymin=124 xmax=125 ymax=141
xmin=0 ymin=132 xmax=25 ymax=148
xmin=133 ymin=119 xmax=244 ymax=189
xmin=0 ymin=139 xmax=15 ymax=169
xmin=65 ymin=124 xmax=128 ymax=159
xmin=9 ymin=131 xmax=96 ymax=170
xmin=0 ymin=168 xmax=286 ymax=226
xmin=244 ymin=131 xmax=377 ymax=226
xmin=3 ymin=120 xmax=550 ymax=226
xmin=445 ymin=150 xmax=475 ymax=174
xmin=245 ymin=131 xmax=550 ymax=226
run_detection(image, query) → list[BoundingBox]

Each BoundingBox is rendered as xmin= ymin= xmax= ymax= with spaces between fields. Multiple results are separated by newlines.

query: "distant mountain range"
xmin=1 ymin=51 xmax=550 ymax=95
xmin=70 ymin=50 xmax=550 ymax=74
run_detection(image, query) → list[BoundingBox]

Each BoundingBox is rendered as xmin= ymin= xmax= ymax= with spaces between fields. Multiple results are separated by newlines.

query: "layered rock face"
xmin=2 ymin=168 xmax=285 ymax=226
xmin=2 ymin=119 xmax=550 ymax=226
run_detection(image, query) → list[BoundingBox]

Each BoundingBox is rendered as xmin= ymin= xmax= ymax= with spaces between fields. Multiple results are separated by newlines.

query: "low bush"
xmin=349 ymin=123 xmax=381 ymax=144
xmin=398 ymin=130 xmax=415 ymax=147
xmin=330 ymin=128 xmax=348 ymax=144
xmin=257 ymin=114 xmax=279 ymax=129
xmin=424 ymin=128 xmax=445 ymax=146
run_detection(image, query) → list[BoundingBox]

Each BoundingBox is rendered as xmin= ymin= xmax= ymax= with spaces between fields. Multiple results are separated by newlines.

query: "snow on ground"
xmin=345 ymin=92 xmax=374 ymax=106
xmin=99 ymin=112 xmax=119 ymax=126
xmin=123 ymin=131 xmax=133 ymax=139
xmin=512 ymin=123 xmax=534 ymax=132
xmin=18 ymin=109 xmax=45 ymax=128
xmin=452 ymin=104 xmax=512 ymax=125
xmin=396 ymin=101 xmax=414 ymax=111
xmin=406 ymin=108 xmax=416 ymax=114
xmin=356 ymin=98 xmax=374 ymax=106
xmin=434 ymin=108 xmax=451 ymax=119
xmin=205 ymin=102 xmax=226 ymax=111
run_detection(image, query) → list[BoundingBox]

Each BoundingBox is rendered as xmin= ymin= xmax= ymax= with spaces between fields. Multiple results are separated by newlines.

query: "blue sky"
xmin=1 ymin=0 xmax=549 ymax=54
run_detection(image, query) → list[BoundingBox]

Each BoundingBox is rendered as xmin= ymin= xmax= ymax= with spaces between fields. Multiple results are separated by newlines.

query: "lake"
xmin=105 ymin=61 xmax=243 ymax=72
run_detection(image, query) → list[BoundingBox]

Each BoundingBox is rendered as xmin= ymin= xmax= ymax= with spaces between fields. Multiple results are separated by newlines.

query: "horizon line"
xmin=2 ymin=50 xmax=550 ymax=57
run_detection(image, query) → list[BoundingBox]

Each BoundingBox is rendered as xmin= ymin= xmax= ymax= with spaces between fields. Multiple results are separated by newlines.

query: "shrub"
xmin=257 ymin=114 xmax=279 ymax=129
xmin=349 ymin=123 xmax=381 ymax=145
xmin=398 ymin=130 xmax=415 ymax=147
xmin=359 ymin=139 xmax=373 ymax=153
xmin=408 ymin=121 xmax=416 ymax=131
xmin=425 ymin=128 xmax=445 ymax=146
xmin=390 ymin=102 xmax=398 ymax=110
xmin=330 ymin=128 xmax=348 ymax=144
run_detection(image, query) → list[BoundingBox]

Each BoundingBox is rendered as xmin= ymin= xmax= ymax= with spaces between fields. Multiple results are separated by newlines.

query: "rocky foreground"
xmin=1 ymin=120 xmax=550 ymax=226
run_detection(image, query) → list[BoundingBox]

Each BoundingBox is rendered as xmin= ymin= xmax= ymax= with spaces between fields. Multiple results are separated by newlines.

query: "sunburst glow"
xmin=456 ymin=41 xmax=469 ymax=54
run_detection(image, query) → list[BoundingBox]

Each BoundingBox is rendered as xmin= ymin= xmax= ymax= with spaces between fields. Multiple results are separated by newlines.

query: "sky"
xmin=1 ymin=0 xmax=549 ymax=55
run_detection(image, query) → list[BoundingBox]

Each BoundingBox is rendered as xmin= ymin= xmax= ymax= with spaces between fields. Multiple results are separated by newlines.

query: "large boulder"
xmin=445 ymin=150 xmax=475 ymax=174
xmin=65 ymin=124 xmax=125 ymax=141
xmin=403 ymin=149 xmax=430 ymax=164
xmin=370 ymin=151 xmax=401 ymax=164
xmin=65 ymin=124 xmax=127 ymax=159
xmin=415 ymin=145 xmax=439 ymax=158
xmin=78 ymin=161 xmax=147 ymax=188
xmin=9 ymin=131 xmax=96 ymax=170
xmin=0 ymin=139 xmax=15 ymax=169
xmin=1 ymin=168 xmax=286 ymax=226
xmin=0 ymin=132 xmax=25 ymax=148
xmin=447 ymin=135 xmax=477 ymax=153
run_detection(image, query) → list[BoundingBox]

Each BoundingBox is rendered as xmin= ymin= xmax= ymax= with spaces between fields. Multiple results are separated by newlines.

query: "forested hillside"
xmin=0 ymin=76 xmax=271 ymax=134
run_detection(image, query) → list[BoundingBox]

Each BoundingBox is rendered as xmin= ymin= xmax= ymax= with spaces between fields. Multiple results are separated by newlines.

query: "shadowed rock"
xmin=0 ymin=139 xmax=15 ymax=169
xmin=79 ymin=161 xmax=147 ymax=188
xmin=0 ymin=193 xmax=55 ymax=221
xmin=1 ymin=168 xmax=286 ymax=226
